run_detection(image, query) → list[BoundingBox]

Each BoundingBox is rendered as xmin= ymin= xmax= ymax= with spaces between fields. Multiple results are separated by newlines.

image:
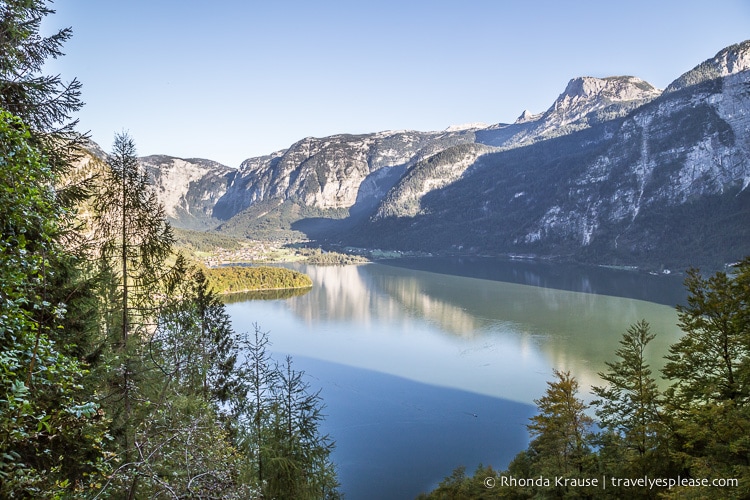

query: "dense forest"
xmin=0 ymin=2 xmax=338 ymax=498
xmin=205 ymin=266 xmax=313 ymax=294
xmin=419 ymin=259 xmax=750 ymax=499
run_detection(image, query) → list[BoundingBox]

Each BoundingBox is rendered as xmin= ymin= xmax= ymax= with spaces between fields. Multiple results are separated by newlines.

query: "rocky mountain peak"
xmin=719 ymin=40 xmax=750 ymax=73
xmin=97 ymin=39 xmax=749 ymax=269
xmin=550 ymin=76 xmax=661 ymax=117
xmin=475 ymin=76 xmax=661 ymax=149
xmin=514 ymin=110 xmax=542 ymax=124
xmin=474 ymin=76 xmax=663 ymax=147
xmin=665 ymin=39 xmax=750 ymax=93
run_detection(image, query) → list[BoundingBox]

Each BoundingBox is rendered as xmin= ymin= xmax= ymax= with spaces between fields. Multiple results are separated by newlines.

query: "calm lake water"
xmin=225 ymin=258 xmax=687 ymax=499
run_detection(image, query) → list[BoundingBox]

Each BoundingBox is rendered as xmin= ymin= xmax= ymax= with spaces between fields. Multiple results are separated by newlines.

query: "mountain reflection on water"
xmin=222 ymin=286 xmax=311 ymax=303
xmin=227 ymin=258 xmax=685 ymax=402
xmin=380 ymin=256 xmax=688 ymax=307
xmin=225 ymin=258 xmax=687 ymax=499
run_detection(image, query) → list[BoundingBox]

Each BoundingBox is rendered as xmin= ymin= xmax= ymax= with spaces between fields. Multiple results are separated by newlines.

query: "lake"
xmin=225 ymin=257 xmax=687 ymax=499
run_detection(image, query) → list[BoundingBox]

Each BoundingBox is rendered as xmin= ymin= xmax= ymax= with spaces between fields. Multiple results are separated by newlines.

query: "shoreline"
xmin=215 ymin=284 xmax=313 ymax=296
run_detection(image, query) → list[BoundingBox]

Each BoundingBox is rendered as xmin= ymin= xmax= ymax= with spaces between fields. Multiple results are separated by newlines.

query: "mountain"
xmin=139 ymin=155 xmax=236 ymax=230
xmin=136 ymin=40 xmax=750 ymax=270
xmin=475 ymin=75 xmax=662 ymax=149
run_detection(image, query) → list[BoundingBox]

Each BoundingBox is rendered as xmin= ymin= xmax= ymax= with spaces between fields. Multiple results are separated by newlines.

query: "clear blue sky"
xmin=44 ymin=0 xmax=750 ymax=168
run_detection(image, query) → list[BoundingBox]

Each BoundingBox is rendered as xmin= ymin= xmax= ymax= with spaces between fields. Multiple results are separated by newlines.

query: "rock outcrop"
xmin=130 ymin=40 xmax=750 ymax=268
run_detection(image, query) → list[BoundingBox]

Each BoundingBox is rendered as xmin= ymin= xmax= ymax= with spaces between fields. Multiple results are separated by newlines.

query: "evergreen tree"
xmin=94 ymin=132 xmax=174 ymax=338
xmin=234 ymin=323 xmax=279 ymax=491
xmin=0 ymin=110 xmax=109 ymax=498
xmin=233 ymin=326 xmax=340 ymax=499
xmin=0 ymin=0 xmax=86 ymax=173
xmin=91 ymin=132 xmax=175 ymax=494
xmin=151 ymin=260 xmax=240 ymax=406
xmin=592 ymin=320 xmax=671 ymax=497
xmin=125 ymin=260 xmax=257 ymax=498
xmin=662 ymin=260 xmax=750 ymax=498
xmin=87 ymin=154 xmax=261 ymax=497
xmin=524 ymin=369 xmax=595 ymax=498
xmin=189 ymin=266 xmax=240 ymax=404
xmin=1 ymin=4 xmax=344 ymax=498
xmin=664 ymin=266 xmax=749 ymax=403
xmin=422 ymin=260 xmax=750 ymax=499
xmin=265 ymin=355 xmax=339 ymax=500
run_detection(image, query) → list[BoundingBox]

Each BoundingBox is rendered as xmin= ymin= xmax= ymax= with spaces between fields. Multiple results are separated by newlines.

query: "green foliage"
xmin=297 ymin=247 xmax=370 ymax=265
xmin=95 ymin=132 xmax=175 ymax=316
xmin=100 ymin=395 xmax=256 ymax=499
xmin=173 ymin=226 xmax=244 ymax=253
xmin=263 ymin=355 xmax=339 ymax=500
xmin=417 ymin=465 xmax=504 ymax=499
xmin=661 ymin=258 xmax=750 ymax=498
xmin=90 ymin=132 xmax=176 ymax=478
xmin=591 ymin=320 xmax=672 ymax=496
xmin=425 ymin=259 xmax=750 ymax=499
xmin=233 ymin=326 xmax=340 ymax=500
xmin=152 ymin=261 xmax=240 ymax=405
xmin=664 ymin=263 xmax=750 ymax=403
xmin=74 ymin=134 xmax=338 ymax=498
xmin=205 ymin=265 xmax=313 ymax=294
xmin=524 ymin=369 xmax=596 ymax=497
xmin=0 ymin=110 xmax=111 ymax=497
xmin=88 ymin=253 xmax=263 ymax=498
xmin=0 ymin=0 xmax=86 ymax=173
xmin=0 ymin=5 xmax=339 ymax=497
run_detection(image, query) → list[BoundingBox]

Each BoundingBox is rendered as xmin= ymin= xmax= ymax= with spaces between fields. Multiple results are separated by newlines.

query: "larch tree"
xmin=264 ymin=355 xmax=339 ymax=500
xmin=234 ymin=323 xmax=279 ymax=490
xmin=232 ymin=326 xmax=341 ymax=499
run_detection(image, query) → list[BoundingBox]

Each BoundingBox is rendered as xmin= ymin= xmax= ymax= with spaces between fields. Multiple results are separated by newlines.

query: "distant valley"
xmin=88 ymin=40 xmax=750 ymax=271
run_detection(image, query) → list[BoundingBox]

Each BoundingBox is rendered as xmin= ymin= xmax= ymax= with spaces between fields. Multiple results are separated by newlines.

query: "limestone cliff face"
xmin=139 ymin=155 xmax=236 ymax=230
xmin=354 ymin=41 xmax=750 ymax=267
xmin=101 ymin=40 xmax=750 ymax=267
xmin=211 ymin=129 xmax=477 ymax=218
xmin=518 ymin=47 xmax=750 ymax=249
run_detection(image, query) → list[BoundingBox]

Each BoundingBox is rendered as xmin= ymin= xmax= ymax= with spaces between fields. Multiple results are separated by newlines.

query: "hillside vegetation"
xmin=0 ymin=5 xmax=339 ymax=497
xmin=205 ymin=265 xmax=313 ymax=294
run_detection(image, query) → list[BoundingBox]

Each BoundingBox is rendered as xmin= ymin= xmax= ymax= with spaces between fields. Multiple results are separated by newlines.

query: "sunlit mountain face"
xmin=78 ymin=40 xmax=750 ymax=271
